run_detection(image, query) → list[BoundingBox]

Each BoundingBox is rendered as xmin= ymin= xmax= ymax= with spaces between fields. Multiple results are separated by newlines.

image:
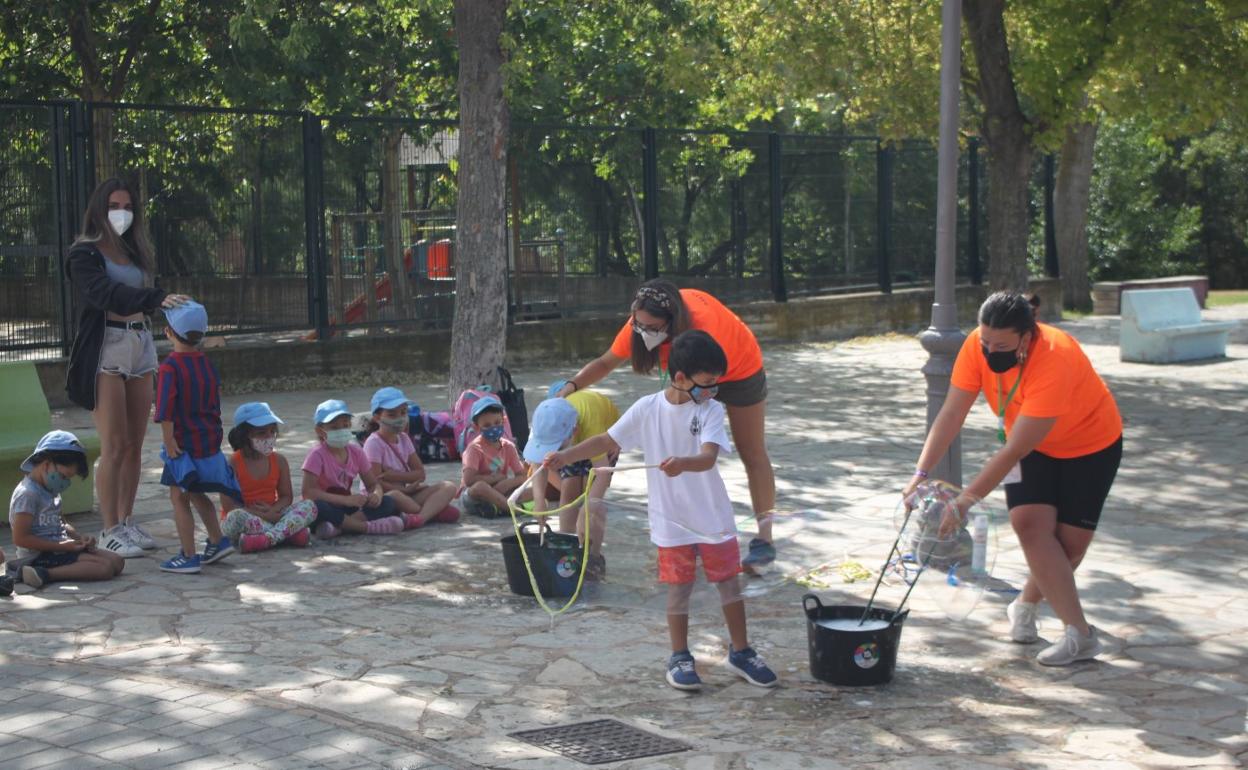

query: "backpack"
xmin=452 ymin=386 xmax=515 ymax=456
xmin=409 ymin=410 xmax=458 ymax=463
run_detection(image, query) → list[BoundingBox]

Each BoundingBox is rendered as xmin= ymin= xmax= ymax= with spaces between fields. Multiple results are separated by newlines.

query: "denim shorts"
xmin=98 ymin=326 xmax=157 ymax=379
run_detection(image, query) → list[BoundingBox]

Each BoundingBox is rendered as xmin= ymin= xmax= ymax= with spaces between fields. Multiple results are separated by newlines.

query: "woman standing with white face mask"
xmin=554 ymin=279 xmax=778 ymax=573
xmin=64 ymin=178 xmax=191 ymax=558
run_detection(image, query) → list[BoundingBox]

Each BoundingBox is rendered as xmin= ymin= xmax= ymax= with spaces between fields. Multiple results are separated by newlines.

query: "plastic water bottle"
xmin=972 ymin=514 xmax=988 ymax=575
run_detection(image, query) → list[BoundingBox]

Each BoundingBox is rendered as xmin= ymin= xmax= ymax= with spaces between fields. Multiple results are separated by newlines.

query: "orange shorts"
xmin=657 ymin=539 xmax=741 ymax=585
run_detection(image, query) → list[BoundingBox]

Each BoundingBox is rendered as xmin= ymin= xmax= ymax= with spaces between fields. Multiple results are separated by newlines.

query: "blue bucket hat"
xmin=21 ymin=430 xmax=88 ymax=476
xmin=164 ymin=300 xmax=209 ymax=338
xmin=469 ymin=395 xmax=504 ymax=422
xmin=233 ymin=402 xmax=283 ymax=428
xmin=313 ymin=399 xmax=352 ymax=425
xmin=522 ymin=397 xmax=579 ymax=463
xmin=371 ymin=387 xmax=409 ymax=413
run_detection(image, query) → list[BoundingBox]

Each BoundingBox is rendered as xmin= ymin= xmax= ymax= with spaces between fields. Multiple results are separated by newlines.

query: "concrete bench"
xmin=1120 ymin=288 xmax=1238 ymax=363
xmin=0 ymin=362 xmax=100 ymax=521
xmin=1093 ymin=275 xmax=1210 ymax=315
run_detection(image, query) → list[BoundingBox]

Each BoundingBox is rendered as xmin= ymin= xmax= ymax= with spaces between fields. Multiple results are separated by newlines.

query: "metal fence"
xmin=0 ymin=99 xmax=1005 ymax=361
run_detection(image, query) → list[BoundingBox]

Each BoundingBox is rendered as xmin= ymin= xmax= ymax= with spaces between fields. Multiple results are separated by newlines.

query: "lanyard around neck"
xmin=996 ymin=369 xmax=1024 ymax=444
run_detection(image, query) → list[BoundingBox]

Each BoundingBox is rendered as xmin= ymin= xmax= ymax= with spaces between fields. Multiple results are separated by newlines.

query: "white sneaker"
xmin=98 ymin=526 xmax=145 ymax=559
xmin=1037 ymin=625 xmax=1102 ymax=666
xmin=124 ymin=518 xmax=158 ymax=550
xmin=1006 ymin=599 xmax=1040 ymax=643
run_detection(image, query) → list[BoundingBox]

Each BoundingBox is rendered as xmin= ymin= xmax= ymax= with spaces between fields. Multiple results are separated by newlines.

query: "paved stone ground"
xmin=2 ymin=305 xmax=1245 ymax=769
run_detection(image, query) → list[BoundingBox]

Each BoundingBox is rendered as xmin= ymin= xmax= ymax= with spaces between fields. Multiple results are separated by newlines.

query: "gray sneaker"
xmin=124 ymin=518 xmax=158 ymax=550
xmin=1037 ymin=625 xmax=1102 ymax=666
xmin=1006 ymin=599 xmax=1040 ymax=643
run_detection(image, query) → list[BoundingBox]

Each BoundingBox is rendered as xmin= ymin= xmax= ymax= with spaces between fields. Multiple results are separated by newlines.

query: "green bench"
xmin=1 ymin=361 xmax=100 ymax=521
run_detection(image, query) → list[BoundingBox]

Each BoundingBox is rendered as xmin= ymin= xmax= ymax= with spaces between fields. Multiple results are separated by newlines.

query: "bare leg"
xmin=557 ymin=476 xmax=584 ymax=535
xmin=1011 ymin=504 xmax=1091 ymax=635
xmin=340 ymin=511 xmax=368 ymax=534
xmin=119 ymin=375 xmax=154 ymax=522
xmin=726 ymin=400 xmax=775 ymax=543
xmin=717 ymin=577 xmax=749 ymax=650
xmin=411 ymin=481 xmax=456 ymax=514
xmin=170 ymin=487 xmax=197 ymax=555
xmin=384 ymin=489 xmax=423 ymax=516
xmin=47 ymin=551 xmax=124 ymax=582
xmin=1020 ymin=522 xmax=1095 ymax=604
xmin=189 ymin=493 xmax=224 ymax=542
xmin=92 ymin=374 xmax=130 ymax=530
xmin=666 ymin=582 xmax=695 ymax=652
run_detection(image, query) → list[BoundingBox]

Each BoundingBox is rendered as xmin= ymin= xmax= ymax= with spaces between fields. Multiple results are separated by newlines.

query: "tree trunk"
xmin=1055 ymin=119 xmax=1098 ymax=311
xmin=448 ymin=0 xmax=510 ymax=405
xmin=965 ymin=0 xmax=1034 ymax=290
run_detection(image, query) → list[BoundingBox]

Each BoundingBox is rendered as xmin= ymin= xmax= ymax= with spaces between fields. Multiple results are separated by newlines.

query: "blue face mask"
xmin=674 ymin=381 xmax=719 ymax=404
xmin=44 ymin=469 xmax=72 ymax=495
xmin=481 ymin=425 xmax=506 ymax=442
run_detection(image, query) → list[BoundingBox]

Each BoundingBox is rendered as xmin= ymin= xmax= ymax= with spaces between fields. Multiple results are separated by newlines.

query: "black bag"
xmin=496 ymin=366 xmax=529 ymax=452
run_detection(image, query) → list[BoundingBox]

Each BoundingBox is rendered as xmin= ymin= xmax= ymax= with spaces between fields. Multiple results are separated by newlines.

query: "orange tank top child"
xmin=220 ymin=452 xmax=280 ymax=518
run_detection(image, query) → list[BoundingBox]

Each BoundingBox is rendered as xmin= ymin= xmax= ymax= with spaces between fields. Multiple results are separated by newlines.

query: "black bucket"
xmin=803 ymin=594 xmax=908 ymax=686
xmin=501 ymin=521 xmax=582 ymax=598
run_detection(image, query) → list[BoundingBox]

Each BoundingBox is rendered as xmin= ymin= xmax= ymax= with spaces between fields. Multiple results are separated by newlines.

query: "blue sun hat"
xmin=469 ymin=395 xmax=504 ymax=421
xmin=371 ymin=387 xmax=409 ymax=413
xmin=313 ymin=399 xmax=352 ymax=425
xmin=522 ymin=397 xmax=579 ymax=463
xmin=20 ymin=430 xmax=88 ymax=476
xmin=233 ymin=402 xmax=283 ymax=427
xmin=164 ymin=300 xmax=209 ymax=338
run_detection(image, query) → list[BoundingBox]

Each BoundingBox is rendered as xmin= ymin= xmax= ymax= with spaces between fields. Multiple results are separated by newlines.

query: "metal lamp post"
xmin=918 ymin=0 xmax=966 ymax=485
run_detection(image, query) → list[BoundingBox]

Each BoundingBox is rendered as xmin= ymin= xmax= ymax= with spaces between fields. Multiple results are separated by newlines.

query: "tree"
xmin=448 ymin=0 xmax=510 ymax=403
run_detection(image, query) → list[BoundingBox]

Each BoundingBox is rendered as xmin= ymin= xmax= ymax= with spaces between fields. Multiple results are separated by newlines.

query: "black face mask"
xmin=981 ymin=343 xmax=1021 ymax=373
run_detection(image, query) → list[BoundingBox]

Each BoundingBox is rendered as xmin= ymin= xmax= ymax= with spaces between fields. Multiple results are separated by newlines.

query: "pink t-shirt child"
xmin=363 ymin=432 xmax=416 ymax=474
xmin=460 ymin=435 xmax=525 ymax=479
xmin=302 ymin=443 xmax=370 ymax=494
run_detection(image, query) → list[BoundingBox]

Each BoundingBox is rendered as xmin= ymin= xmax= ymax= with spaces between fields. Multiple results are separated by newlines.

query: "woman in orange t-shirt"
xmin=553 ymin=279 xmax=776 ymax=572
xmin=903 ymin=292 xmax=1122 ymax=667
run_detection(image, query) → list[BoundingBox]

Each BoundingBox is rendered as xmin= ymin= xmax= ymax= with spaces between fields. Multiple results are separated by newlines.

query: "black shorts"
xmin=1005 ymin=436 xmax=1123 ymax=531
xmin=714 ymin=368 xmax=768 ymax=408
xmin=314 ymin=496 xmax=398 ymax=527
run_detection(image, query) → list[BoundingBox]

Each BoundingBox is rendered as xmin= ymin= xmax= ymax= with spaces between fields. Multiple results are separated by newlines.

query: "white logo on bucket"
xmin=853 ymin=642 xmax=880 ymax=669
xmin=555 ymin=556 xmax=577 ymax=579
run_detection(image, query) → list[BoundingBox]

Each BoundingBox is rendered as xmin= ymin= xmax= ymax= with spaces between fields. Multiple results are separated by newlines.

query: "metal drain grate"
xmin=509 ymin=718 xmax=691 ymax=765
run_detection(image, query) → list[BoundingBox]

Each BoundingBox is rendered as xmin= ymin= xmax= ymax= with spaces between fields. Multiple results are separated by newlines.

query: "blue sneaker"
xmin=726 ymin=646 xmax=779 ymax=688
xmin=160 ymin=552 xmax=202 ymax=574
xmin=665 ymin=651 xmax=702 ymax=691
xmin=201 ymin=536 xmax=234 ymax=565
xmin=741 ymin=538 xmax=776 ymax=575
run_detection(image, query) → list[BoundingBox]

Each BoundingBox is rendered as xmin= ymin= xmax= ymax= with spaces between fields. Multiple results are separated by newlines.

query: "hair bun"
xmin=1026 ymin=293 xmax=1041 ymax=309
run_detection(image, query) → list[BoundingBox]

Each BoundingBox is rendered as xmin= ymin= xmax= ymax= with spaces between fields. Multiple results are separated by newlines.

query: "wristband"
xmin=568 ymin=380 xmax=579 ymax=392
xmin=913 ymin=469 xmax=929 ymax=479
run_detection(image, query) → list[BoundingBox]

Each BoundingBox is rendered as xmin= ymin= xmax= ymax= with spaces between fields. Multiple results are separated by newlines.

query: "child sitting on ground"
xmin=302 ymin=399 xmax=405 ymax=539
xmin=525 ymin=390 xmax=620 ymax=581
xmin=156 ymin=301 xmax=238 ymax=574
xmin=219 ymin=402 xmax=318 ymax=552
xmin=460 ymin=396 xmax=529 ymax=517
xmin=7 ymin=430 xmax=124 ymax=590
xmin=364 ymin=387 xmax=460 ymax=528
xmin=544 ymin=330 xmax=779 ymax=691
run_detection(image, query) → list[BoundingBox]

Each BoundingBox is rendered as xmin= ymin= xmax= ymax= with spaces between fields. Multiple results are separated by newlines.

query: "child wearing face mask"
xmin=7 ymin=431 xmax=125 ymax=590
xmin=219 ymin=402 xmax=317 ymax=553
xmin=363 ymin=387 xmax=460 ymax=529
xmin=301 ymin=399 xmax=404 ymax=539
xmin=459 ymin=396 xmax=529 ymax=517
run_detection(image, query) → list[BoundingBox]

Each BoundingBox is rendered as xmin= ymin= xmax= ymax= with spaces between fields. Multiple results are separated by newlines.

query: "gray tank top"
xmin=103 ymin=257 xmax=145 ymax=289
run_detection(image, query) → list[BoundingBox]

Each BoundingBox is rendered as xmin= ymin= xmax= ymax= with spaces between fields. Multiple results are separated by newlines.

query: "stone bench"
xmin=1093 ymin=275 xmax=1209 ymax=315
xmin=1120 ymin=288 xmax=1238 ymax=363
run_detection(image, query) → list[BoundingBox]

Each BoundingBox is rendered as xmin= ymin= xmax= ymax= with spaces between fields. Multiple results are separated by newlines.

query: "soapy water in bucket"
xmin=815 ymin=617 xmax=891 ymax=632
xmin=503 ymin=464 xmax=842 ymax=621
xmin=887 ymin=479 xmax=1002 ymax=621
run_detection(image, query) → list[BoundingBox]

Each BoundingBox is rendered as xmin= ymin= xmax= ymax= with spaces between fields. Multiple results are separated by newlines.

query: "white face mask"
xmin=251 ymin=437 xmax=277 ymax=456
xmin=638 ymin=328 xmax=667 ymax=351
xmin=108 ymin=209 xmax=133 ymax=236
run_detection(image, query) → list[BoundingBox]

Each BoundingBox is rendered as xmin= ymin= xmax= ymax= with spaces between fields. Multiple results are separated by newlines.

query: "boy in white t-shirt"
xmin=544 ymin=330 xmax=778 ymax=692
